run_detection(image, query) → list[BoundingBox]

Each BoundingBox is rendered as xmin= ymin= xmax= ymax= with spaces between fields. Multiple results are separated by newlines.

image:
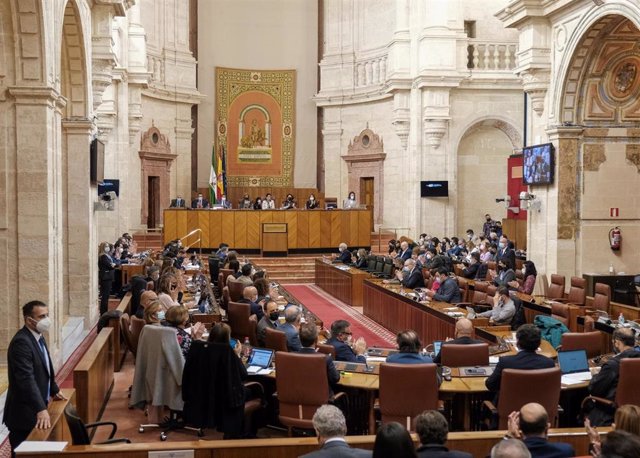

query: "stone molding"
xmin=520 ymin=68 xmax=550 ymax=116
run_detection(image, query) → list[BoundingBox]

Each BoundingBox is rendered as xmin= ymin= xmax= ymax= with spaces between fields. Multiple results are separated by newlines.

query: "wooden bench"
xmin=16 ymin=427 xmax=606 ymax=457
xmin=107 ymin=292 xmax=131 ymax=371
xmin=24 ymin=388 xmax=76 ymax=443
xmin=72 ymin=328 xmax=114 ymax=424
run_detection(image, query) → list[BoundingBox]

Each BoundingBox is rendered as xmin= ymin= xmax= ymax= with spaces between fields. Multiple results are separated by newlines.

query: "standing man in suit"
xmin=326 ymin=320 xmax=367 ymax=363
xmin=395 ymin=259 xmax=425 ymax=289
xmin=4 ymin=301 xmax=65 ymax=455
xmin=280 ymin=306 xmax=303 ymax=352
xmin=333 ymin=243 xmax=352 ymax=264
xmin=98 ymin=242 xmax=116 ymax=316
xmin=485 ymin=324 xmax=554 ymax=392
xmin=495 ymin=236 xmax=516 ymax=269
xmin=300 ymin=405 xmax=371 ymax=458
xmin=169 ymin=195 xmax=186 ymax=208
xmin=434 ymin=318 xmax=484 ymax=364
xmin=191 ymin=192 xmax=209 ymax=209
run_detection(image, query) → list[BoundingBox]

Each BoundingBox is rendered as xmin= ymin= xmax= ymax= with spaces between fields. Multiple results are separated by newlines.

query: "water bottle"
xmin=619 ymin=313 xmax=625 ymax=325
xmin=242 ymin=336 xmax=251 ymax=357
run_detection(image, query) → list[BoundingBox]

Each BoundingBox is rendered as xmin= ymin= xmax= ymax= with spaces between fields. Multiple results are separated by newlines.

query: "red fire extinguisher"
xmin=609 ymin=227 xmax=622 ymax=251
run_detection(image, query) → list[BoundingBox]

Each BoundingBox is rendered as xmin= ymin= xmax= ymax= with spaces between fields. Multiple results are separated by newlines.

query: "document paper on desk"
xmin=558 ymin=349 xmax=592 ymax=385
xmin=14 ymin=441 xmax=68 ymax=452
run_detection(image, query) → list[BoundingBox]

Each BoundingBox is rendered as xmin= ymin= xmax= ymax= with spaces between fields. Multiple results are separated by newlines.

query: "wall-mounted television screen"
xmin=98 ymin=179 xmax=119 ymax=197
xmin=90 ymin=138 xmax=105 ymax=184
xmin=420 ymin=181 xmax=449 ymax=197
xmin=522 ymin=143 xmax=554 ymax=185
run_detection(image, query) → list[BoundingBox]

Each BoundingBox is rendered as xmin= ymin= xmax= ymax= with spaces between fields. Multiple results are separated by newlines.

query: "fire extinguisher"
xmin=609 ymin=227 xmax=622 ymax=251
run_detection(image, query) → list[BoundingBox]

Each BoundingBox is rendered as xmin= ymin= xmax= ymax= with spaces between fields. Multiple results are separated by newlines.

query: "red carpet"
xmin=285 ymin=284 xmax=396 ymax=348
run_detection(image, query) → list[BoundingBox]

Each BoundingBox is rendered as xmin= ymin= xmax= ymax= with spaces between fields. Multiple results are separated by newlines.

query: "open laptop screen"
xmin=433 ymin=341 xmax=443 ymax=356
xmin=557 ymin=349 xmax=589 ymax=374
xmin=248 ymin=348 xmax=274 ymax=368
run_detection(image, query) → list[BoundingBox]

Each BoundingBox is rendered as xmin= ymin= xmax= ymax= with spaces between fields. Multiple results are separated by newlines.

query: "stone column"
xmin=62 ymin=119 xmax=97 ymax=323
xmin=321 ymin=112 xmax=344 ymax=200
xmin=9 ymin=86 xmax=65 ymax=365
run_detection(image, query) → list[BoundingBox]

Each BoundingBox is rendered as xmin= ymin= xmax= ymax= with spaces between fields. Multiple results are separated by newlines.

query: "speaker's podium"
xmin=262 ymin=223 xmax=287 ymax=257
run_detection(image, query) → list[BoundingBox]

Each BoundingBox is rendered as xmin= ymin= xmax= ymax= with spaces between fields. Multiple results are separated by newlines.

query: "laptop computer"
xmin=433 ymin=340 xmax=443 ymax=357
xmin=246 ymin=348 xmax=274 ymax=375
xmin=558 ymin=349 xmax=592 ymax=384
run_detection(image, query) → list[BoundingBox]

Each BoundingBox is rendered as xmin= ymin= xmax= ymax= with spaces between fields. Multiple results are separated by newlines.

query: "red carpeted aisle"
xmin=285 ymin=284 xmax=395 ymax=348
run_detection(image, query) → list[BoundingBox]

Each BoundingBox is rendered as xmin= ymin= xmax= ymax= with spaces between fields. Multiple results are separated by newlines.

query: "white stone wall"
xmin=196 ymin=0 xmax=318 ymax=188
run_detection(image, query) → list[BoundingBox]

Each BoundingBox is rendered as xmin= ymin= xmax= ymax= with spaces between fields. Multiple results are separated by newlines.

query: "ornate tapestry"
xmin=215 ymin=67 xmax=296 ymax=187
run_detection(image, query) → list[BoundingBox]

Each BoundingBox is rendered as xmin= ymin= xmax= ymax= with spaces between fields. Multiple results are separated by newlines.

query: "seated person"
xmin=257 ymin=300 xmax=279 ymax=347
xmin=386 ymin=329 xmax=433 ymax=364
xmin=261 ymin=193 xmax=275 ymax=209
xmin=446 ymin=237 xmax=463 ymax=258
xmin=301 ymin=405 xmax=371 ymax=458
xmin=239 ymin=193 xmax=252 ymax=209
xmin=235 ymin=263 xmax=254 ymax=288
xmin=433 ymin=318 xmax=483 ymax=364
xmin=372 ymin=423 xmax=416 ymax=457
xmin=506 ymin=403 xmax=574 ymax=458
xmin=333 ymin=243 xmax=352 ymax=264
xmin=280 ymin=306 xmax=303 ymax=352
xmin=478 ymin=286 xmax=516 ymax=325
xmin=169 ymin=195 xmax=186 ymax=208
xmin=485 ymin=324 xmax=554 ymax=392
xmin=395 ymin=241 xmax=412 ymax=261
xmin=165 ymin=306 xmax=205 ymax=359
xmin=215 ymin=243 xmax=229 ymax=260
xmin=461 ymin=252 xmax=483 ymax=279
xmin=225 ymin=260 xmax=241 ymax=285
xmin=298 ymin=322 xmax=340 ymax=396
xmin=191 ymin=192 xmax=209 ymax=209
xmin=325 ymin=319 xmax=367 ymax=363
xmin=354 ymin=248 xmax=368 ymax=269
xmin=393 ymin=258 xmax=425 ymax=289
xmin=490 ymin=438 xmax=531 ymax=458
xmin=238 ymin=286 xmax=264 ymax=321
xmin=415 ymin=410 xmax=472 ymax=458
xmin=253 ymin=197 xmax=263 ymax=210
xmin=490 ymin=258 xmax=516 ymax=289
xmin=281 ymin=194 xmax=296 ymax=209
xmin=343 ymin=191 xmax=357 ymax=209
xmin=508 ymin=260 xmax=537 ymax=295
xmin=588 ymin=328 xmax=640 ymax=426
xmin=599 ymin=430 xmax=640 ymax=458
xmin=218 ymin=193 xmax=232 ymax=209
xmin=425 ymin=268 xmax=462 ymax=303
xmin=305 ymin=193 xmax=319 ymax=209
xmin=586 ymin=404 xmax=640 ymax=455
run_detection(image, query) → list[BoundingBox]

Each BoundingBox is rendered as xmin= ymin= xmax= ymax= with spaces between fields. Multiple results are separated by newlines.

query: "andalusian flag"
xmin=209 ymin=145 xmax=217 ymax=204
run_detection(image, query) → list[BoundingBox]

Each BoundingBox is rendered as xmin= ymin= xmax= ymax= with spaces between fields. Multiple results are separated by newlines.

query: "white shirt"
xmin=262 ymin=199 xmax=275 ymax=209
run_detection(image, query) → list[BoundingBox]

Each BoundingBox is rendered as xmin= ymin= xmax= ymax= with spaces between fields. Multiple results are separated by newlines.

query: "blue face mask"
xmin=157 ymin=311 xmax=165 ymax=321
xmin=499 ymin=242 xmax=506 ymax=249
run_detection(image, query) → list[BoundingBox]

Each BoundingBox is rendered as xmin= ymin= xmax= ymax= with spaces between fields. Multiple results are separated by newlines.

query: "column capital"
xmin=62 ymin=118 xmax=94 ymax=134
xmin=8 ymin=86 xmax=61 ymax=106
xmin=545 ymin=125 xmax=584 ymax=141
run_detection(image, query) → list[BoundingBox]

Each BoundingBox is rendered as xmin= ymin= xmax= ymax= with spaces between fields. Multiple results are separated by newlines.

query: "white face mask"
xmin=104 ymin=246 xmax=110 ymax=253
xmin=157 ymin=311 xmax=165 ymax=321
xmin=32 ymin=316 xmax=52 ymax=333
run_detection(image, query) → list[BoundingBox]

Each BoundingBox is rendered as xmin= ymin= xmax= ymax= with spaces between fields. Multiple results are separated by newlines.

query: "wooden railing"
xmin=107 ymin=293 xmax=131 ymax=372
xmin=73 ymin=328 xmax=114 ymax=423
xmin=25 ymin=388 xmax=76 ymax=443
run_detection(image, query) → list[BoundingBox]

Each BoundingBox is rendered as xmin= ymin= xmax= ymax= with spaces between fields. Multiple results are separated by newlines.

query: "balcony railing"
xmin=355 ymin=55 xmax=388 ymax=87
xmin=467 ymin=41 xmax=518 ymax=71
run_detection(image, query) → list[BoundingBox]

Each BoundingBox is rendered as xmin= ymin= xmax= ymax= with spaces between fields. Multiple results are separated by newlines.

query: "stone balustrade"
xmin=467 ymin=41 xmax=518 ymax=71
xmin=355 ymin=54 xmax=387 ymax=87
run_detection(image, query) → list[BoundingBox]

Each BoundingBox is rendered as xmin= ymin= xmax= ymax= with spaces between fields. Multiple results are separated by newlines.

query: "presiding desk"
xmin=163 ymin=208 xmax=372 ymax=253
xmin=315 ymin=258 xmax=370 ymax=307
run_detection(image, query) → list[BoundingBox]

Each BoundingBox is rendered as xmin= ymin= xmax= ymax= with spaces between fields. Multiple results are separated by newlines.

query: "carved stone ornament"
xmin=519 ymin=69 xmax=550 ymax=116
xmin=348 ymin=128 xmax=384 ymax=154
xmin=424 ymin=119 xmax=449 ymax=149
xmin=583 ymin=144 xmax=607 ymax=172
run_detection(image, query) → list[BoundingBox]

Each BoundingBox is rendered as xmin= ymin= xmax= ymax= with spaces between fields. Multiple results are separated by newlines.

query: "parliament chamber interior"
xmin=2 ymin=0 xmax=640 ymax=457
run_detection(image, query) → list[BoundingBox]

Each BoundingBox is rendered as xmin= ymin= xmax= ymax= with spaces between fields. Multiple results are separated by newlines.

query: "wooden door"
xmin=148 ymin=176 xmax=160 ymax=228
xmin=360 ymin=177 xmax=374 ymax=228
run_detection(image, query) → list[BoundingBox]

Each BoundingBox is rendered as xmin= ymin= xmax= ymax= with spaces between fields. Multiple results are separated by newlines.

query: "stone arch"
xmin=555 ymin=4 xmax=640 ymax=125
xmin=454 ymin=116 xmax=522 ymax=151
xmin=60 ymin=0 xmax=90 ymax=117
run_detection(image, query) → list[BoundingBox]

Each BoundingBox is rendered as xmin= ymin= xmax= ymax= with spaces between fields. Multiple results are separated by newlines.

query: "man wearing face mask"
xmin=257 ymin=300 xmax=279 ymax=347
xmin=495 ymin=236 xmax=516 ymax=270
xmin=333 ymin=242 xmax=352 ymax=264
xmin=4 ymin=301 xmax=65 ymax=455
xmin=425 ymin=268 xmax=462 ymax=303
xmin=326 ymin=320 xmax=367 ymax=363
xmin=395 ymin=259 xmax=425 ymax=289
xmin=482 ymin=214 xmax=494 ymax=237
xmin=587 ymin=328 xmax=640 ymax=426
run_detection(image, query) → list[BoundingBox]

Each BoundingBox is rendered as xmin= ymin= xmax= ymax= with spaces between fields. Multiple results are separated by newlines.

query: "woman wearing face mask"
xmin=98 ymin=242 xmax=116 ymax=315
xmin=491 ymin=258 xmax=516 ymax=288
xmin=343 ymin=191 xmax=357 ymax=209
xmin=305 ymin=193 xmax=319 ymax=210
xmin=253 ymin=197 xmax=263 ymax=210
xmin=508 ymin=260 xmax=538 ymax=295
xmin=355 ymin=248 xmax=368 ymax=269
xmin=479 ymin=242 xmax=493 ymax=263
xmin=157 ymin=274 xmax=181 ymax=311
xmin=143 ymin=300 xmax=164 ymax=325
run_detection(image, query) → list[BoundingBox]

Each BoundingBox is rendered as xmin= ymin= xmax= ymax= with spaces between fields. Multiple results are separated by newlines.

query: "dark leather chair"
xmin=265 ymin=327 xmax=288 ymax=353
xmin=220 ymin=268 xmax=234 ymax=286
xmin=551 ymin=302 xmax=570 ymax=326
xmin=228 ymin=280 xmax=245 ymax=302
xmin=228 ymin=301 xmax=257 ymax=347
xmin=560 ymin=331 xmax=602 ymax=359
xmin=548 ymin=274 xmax=566 ymax=300
xmin=191 ymin=313 xmax=221 ymax=330
xmin=457 ymin=277 xmax=470 ymax=303
xmin=582 ymin=358 xmax=640 ymax=412
xmin=275 ymin=351 xmax=343 ymax=435
xmin=129 ymin=315 xmax=145 ymax=350
xmin=555 ymin=276 xmax=586 ymax=306
xmin=591 ymin=283 xmax=611 ymax=313
xmin=485 ymin=367 xmax=561 ymax=429
xmin=221 ymin=286 xmax=230 ymax=312
xmin=474 ymin=281 xmax=489 ymax=293
xmin=317 ymin=343 xmax=337 ymax=359
xmin=486 ymin=284 xmax=497 ymax=298
xmin=120 ymin=313 xmax=137 ymax=358
xmin=440 ymin=343 xmax=489 ymax=367
xmin=64 ymin=404 xmax=130 ymax=445
xmin=379 ymin=363 xmax=440 ymax=431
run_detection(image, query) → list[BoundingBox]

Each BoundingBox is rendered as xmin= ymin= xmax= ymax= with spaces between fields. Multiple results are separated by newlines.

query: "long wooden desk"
xmin=163 ymin=209 xmax=372 ymax=252
xmin=24 ymin=389 xmax=76 ymax=443
xmin=315 ymin=259 xmax=370 ymax=307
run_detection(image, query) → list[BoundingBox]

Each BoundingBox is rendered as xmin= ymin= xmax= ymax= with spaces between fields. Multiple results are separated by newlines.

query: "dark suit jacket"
xmin=433 ymin=277 xmax=462 ymax=303
xmin=433 ymin=336 xmax=484 ymax=364
xmin=334 ymin=250 xmax=352 ymax=264
xmin=386 ymin=352 xmax=433 ymax=364
xmin=326 ymin=337 xmax=366 ymax=363
xmin=256 ymin=316 xmax=277 ymax=347
xmin=98 ymin=253 xmax=115 ymax=281
xmin=279 ymin=322 xmax=302 ymax=352
xmin=416 ymin=443 xmax=472 ymax=458
xmin=298 ymin=347 xmax=340 ymax=394
xmin=398 ymin=249 xmax=412 ymax=261
xmin=401 ymin=267 xmax=425 ymax=289
xmin=496 ymin=247 xmax=516 ymax=269
xmin=300 ymin=439 xmax=372 ymax=458
xmin=3 ymin=327 xmax=59 ymax=432
xmin=523 ymin=436 xmax=575 ymax=458
xmin=485 ymin=350 xmax=555 ymax=392
xmin=238 ymin=298 xmax=264 ymax=321
xmin=191 ymin=198 xmax=209 ymax=209
xmin=169 ymin=198 xmax=186 ymax=208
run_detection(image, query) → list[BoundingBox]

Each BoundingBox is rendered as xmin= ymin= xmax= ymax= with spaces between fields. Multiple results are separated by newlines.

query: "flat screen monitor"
xmin=522 ymin=143 xmax=554 ymax=185
xmin=90 ymin=138 xmax=105 ymax=184
xmin=421 ymin=181 xmax=448 ymax=197
xmin=98 ymin=179 xmax=119 ymax=197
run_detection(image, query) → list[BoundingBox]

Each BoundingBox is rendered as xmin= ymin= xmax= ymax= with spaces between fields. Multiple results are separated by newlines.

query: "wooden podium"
xmin=262 ymin=223 xmax=288 ymax=256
